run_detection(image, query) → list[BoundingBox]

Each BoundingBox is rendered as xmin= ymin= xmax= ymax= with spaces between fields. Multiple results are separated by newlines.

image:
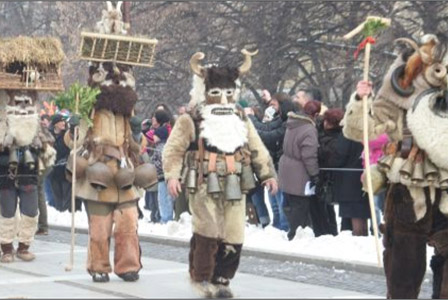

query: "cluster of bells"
xmin=65 ymin=155 xmax=158 ymax=191
xmin=183 ymin=164 xmax=256 ymax=201
xmin=9 ymin=147 xmax=35 ymax=170
xmin=377 ymin=154 xmax=448 ymax=188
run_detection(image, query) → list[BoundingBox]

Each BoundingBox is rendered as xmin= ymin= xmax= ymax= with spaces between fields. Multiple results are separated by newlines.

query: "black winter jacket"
xmin=248 ymin=115 xmax=285 ymax=170
xmin=325 ymin=132 xmax=366 ymax=203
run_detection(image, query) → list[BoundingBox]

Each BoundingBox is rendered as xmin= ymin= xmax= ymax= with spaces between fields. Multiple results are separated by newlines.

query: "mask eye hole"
xmin=208 ymin=89 xmax=222 ymax=97
xmin=225 ymin=89 xmax=234 ymax=96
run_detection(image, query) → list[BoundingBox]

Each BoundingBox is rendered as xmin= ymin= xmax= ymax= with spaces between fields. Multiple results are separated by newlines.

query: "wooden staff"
xmin=343 ymin=16 xmax=391 ymax=268
xmin=65 ymin=92 xmax=80 ymax=272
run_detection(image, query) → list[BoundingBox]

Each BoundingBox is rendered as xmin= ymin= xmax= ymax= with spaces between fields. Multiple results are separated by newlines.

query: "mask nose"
xmin=221 ymin=93 xmax=228 ymax=104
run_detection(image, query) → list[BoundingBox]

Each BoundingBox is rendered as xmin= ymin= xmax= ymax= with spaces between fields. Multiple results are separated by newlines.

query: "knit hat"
xmin=51 ymin=114 xmax=65 ymax=126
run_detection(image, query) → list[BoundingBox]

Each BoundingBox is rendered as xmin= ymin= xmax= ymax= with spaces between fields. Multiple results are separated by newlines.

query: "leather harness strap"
xmin=225 ymin=155 xmax=236 ymax=174
xmin=208 ymin=152 xmax=217 ymax=173
xmin=197 ymin=138 xmax=205 ymax=185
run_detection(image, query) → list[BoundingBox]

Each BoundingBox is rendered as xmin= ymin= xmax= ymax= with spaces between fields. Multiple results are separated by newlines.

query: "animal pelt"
xmin=94 ymin=85 xmax=137 ymax=116
xmin=88 ymin=62 xmax=135 ymax=90
xmin=204 ymin=67 xmax=239 ymax=91
xmin=96 ymin=2 xmax=126 ymax=35
xmin=4 ymin=112 xmax=39 ymax=147
xmin=439 ymin=191 xmax=448 ymax=216
xmin=408 ymin=186 xmax=429 ymax=221
xmin=38 ymin=124 xmax=55 ymax=145
xmin=341 ymin=92 xmax=399 ymax=142
xmin=199 ymin=104 xmax=248 ymax=154
xmin=39 ymin=144 xmax=57 ymax=172
xmin=162 ymin=113 xmax=196 ymax=180
xmin=407 ymin=92 xmax=448 ymax=170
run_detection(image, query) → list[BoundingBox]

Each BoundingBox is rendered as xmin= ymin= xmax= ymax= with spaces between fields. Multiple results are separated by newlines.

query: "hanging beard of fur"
xmin=94 ymin=85 xmax=137 ymax=116
xmin=199 ymin=104 xmax=248 ymax=154
xmin=6 ymin=107 xmax=39 ymax=147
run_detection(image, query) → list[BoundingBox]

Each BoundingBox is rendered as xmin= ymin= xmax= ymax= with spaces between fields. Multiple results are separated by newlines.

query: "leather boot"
xmin=16 ymin=242 xmax=35 ymax=262
xmin=1 ymin=243 xmax=14 ymax=263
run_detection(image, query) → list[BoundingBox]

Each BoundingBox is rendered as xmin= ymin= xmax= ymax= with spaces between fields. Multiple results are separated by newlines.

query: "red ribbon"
xmin=354 ymin=36 xmax=376 ymax=60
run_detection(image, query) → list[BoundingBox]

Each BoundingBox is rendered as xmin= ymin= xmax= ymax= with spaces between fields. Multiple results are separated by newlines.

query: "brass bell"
xmin=186 ymin=167 xmax=197 ymax=192
xmin=115 ymin=168 xmax=135 ymax=190
xmin=424 ymin=159 xmax=438 ymax=182
xmin=24 ymin=149 xmax=35 ymax=170
xmin=439 ymin=169 xmax=448 ymax=189
xmin=399 ymin=159 xmax=414 ymax=180
xmin=207 ymin=172 xmax=221 ymax=195
xmin=411 ymin=162 xmax=424 ymax=185
xmin=8 ymin=148 xmax=18 ymax=168
xmin=377 ymin=154 xmax=395 ymax=172
xmin=240 ymin=164 xmax=256 ymax=193
xmin=225 ymin=173 xmax=242 ymax=201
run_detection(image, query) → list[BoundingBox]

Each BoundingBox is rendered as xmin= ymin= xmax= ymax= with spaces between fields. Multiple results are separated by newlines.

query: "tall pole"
xmin=65 ymin=93 xmax=79 ymax=272
xmin=343 ymin=16 xmax=391 ymax=268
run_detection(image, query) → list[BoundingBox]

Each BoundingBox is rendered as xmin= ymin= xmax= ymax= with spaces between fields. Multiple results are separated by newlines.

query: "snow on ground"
xmin=47 ymin=197 xmax=434 ymax=268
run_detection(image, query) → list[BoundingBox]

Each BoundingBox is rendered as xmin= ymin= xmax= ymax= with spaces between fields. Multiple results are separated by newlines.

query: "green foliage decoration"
xmin=361 ymin=19 xmax=388 ymax=38
xmin=53 ymin=82 xmax=99 ymax=127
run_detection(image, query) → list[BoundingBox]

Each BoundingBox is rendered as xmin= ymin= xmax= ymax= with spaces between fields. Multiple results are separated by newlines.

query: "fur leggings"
xmin=189 ymin=233 xmax=242 ymax=284
xmin=382 ymin=184 xmax=448 ymax=299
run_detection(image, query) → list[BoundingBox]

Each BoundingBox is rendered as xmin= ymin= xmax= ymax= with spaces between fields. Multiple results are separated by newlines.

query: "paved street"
xmin=33 ymin=228 xmax=436 ymax=298
xmin=0 ymin=230 xmax=387 ymax=299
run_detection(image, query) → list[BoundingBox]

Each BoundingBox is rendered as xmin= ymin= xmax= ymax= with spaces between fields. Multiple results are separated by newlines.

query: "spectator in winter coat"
xmin=246 ymin=93 xmax=295 ymax=231
xmin=279 ymin=100 xmax=321 ymax=240
xmin=151 ymin=110 xmax=174 ymax=223
xmin=326 ymin=119 xmax=370 ymax=236
xmin=316 ymin=108 xmax=346 ymax=236
xmin=292 ymin=87 xmax=328 ymax=115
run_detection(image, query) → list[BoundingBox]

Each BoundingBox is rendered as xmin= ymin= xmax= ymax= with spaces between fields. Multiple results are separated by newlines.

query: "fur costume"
xmin=0 ymin=89 xmax=56 ymax=263
xmin=64 ymin=2 xmax=153 ymax=282
xmin=163 ymin=50 xmax=276 ymax=298
xmin=342 ymin=34 xmax=448 ymax=298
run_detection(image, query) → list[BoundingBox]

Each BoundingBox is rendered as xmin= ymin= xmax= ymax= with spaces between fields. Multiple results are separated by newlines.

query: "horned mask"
xmin=189 ymin=49 xmax=258 ymax=153
xmin=189 ymin=49 xmax=258 ymax=108
xmin=393 ymin=34 xmax=448 ymax=95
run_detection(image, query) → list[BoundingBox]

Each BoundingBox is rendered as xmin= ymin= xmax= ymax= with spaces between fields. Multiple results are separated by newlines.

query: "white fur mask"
xmin=199 ymin=104 xmax=247 ymax=153
xmin=407 ymin=92 xmax=448 ymax=169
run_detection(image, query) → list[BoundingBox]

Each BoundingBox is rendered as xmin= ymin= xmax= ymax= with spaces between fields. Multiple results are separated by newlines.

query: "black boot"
xmin=118 ymin=271 xmax=139 ymax=282
xmin=91 ymin=272 xmax=110 ymax=283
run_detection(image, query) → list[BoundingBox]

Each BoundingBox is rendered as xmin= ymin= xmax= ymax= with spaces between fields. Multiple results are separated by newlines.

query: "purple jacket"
xmin=278 ymin=113 xmax=319 ymax=196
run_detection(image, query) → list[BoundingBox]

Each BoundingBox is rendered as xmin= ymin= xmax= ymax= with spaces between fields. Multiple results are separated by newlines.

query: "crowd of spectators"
xmin=245 ymin=87 xmax=376 ymax=239
xmin=36 ymin=87 xmax=378 ymax=241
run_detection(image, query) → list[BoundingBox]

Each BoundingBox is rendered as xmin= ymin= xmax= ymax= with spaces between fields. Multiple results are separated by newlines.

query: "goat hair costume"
xmin=162 ymin=50 xmax=276 ymax=298
xmin=342 ymin=34 xmax=448 ymax=299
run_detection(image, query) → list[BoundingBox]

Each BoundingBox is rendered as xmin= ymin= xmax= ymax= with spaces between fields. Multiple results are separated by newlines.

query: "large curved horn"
xmin=190 ymin=52 xmax=205 ymax=77
xmin=106 ymin=1 xmax=113 ymax=11
xmin=395 ymin=38 xmax=431 ymax=64
xmin=394 ymin=38 xmax=419 ymax=52
xmin=238 ymin=49 xmax=259 ymax=75
xmin=92 ymin=71 xmax=107 ymax=83
xmin=116 ymin=1 xmax=123 ymax=12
